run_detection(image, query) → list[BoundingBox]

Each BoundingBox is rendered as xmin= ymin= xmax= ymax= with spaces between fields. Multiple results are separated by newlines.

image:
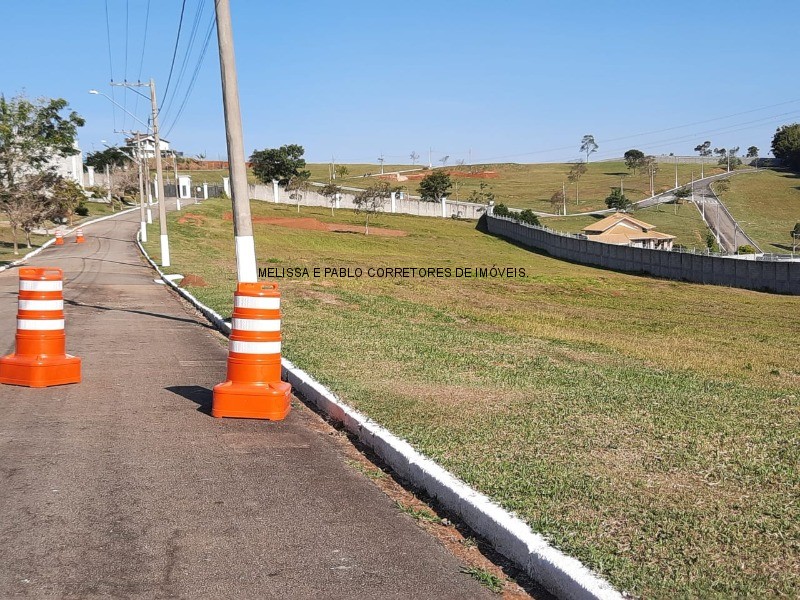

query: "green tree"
xmin=52 ymin=178 xmax=86 ymax=226
xmin=0 ymin=93 xmax=84 ymax=254
xmin=334 ymin=164 xmax=349 ymax=180
xmin=580 ymin=134 xmax=598 ymax=162
xmin=468 ymin=181 xmax=495 ymax=205
xmin=567 ymin=161 xmax=587 ymax=205
xmin=624 ymin=149 xmax=645 ymax=174
xmin=550 ymin=189 xmax=565 ymax=214
xmin=85 ymin=146 xmax=130 ymax=171
xmin=517 ymin=209 xmax=540 ymax=226
xmin=418 ymin=170 xmax=452 ymax=202
xmin=673 ymin=186 xmax=691 ymax=214
xmin=353 ymin=181 xmax=391 ymax=234
xmin=250 ymin=144 xmax=309 ymax=185
xmin=604 ymin=187 xmax=631 ymax=211
xmin=319 ymin=181 xmax=342 ymax=216
xmin=771 ymin=123 xmax=800 ymax=171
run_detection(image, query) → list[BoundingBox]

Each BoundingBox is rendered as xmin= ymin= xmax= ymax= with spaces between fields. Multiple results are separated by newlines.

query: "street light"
xmin=88 ymin=90 xmax=151 ymax=130
xmin=103 ymin=141 xmax=149 ymax=243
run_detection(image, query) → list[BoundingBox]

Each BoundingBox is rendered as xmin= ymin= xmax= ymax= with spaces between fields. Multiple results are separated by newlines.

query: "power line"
xmin=132 ymin=0 xmax=152 ymax=128
xmin=104 ymin=0 xmax=116 ymax=131
xmin=161 ymin=0 xmax=189 ymax=113
xmin=122 ymin=0 xmax=130 ymax=131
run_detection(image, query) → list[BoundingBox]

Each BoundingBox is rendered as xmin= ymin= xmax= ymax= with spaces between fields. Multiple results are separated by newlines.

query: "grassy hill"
xmin=144 ymin=200 xmax=799 ymax=599
xmin=713 ymin=169 xmax=800 ymax=253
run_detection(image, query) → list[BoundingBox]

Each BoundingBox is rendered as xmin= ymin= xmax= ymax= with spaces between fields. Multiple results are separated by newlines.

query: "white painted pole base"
xmin=146 ymin=207 xmax=153 ymax=224
xmin=140 ymin=221 xmax=148 ymax=243
xmin=235 ymin=235 xmax=257 ymax=283
xmin=176 ymin=198 xmax=181 ymax=211
xmin=160 ymin=234 xmax=171 ymax=267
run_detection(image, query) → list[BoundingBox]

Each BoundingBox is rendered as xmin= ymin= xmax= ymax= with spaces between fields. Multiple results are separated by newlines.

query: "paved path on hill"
xmin=0 ymin=205 xmax=494 ymax=599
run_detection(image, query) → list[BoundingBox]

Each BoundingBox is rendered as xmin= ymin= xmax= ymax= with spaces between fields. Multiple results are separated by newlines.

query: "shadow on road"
xmin=64 ymin=299 xmax=215 ymax=329
xmin=166 ymin=385 xmax=213 ymax=415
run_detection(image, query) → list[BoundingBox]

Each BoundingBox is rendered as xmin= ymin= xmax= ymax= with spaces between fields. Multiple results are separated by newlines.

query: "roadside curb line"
xmin=135 ymin=233 xmax=622 ymax=600
xmin=0 ymin=206 xmax=141 ymax=274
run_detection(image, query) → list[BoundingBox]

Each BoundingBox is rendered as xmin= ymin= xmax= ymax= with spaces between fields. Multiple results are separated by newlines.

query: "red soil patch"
xmin=222 ymin=213 xmax=407 ymax=237
xmin=177 ymin=213 xmax=206 ymax=226
xmin=180 ymin=274 xmax=208 ymax=287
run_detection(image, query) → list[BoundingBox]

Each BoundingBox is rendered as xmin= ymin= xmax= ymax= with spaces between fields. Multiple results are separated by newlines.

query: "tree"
xmin=51 ymin=177 xmax=86 ymax=226
xmin=439 ymin=155 xmax=450 ymax=167
xmin=567 ymin=161 xmax=587 ymax=205
xmin=335 ymin=164 xmax=349 ymax=180
xmin=624 ymin=149 xmax=645 ymax=174
xmin=791 ymin=222 xmax=800 ymax=252
xmin=550 ymin=189 xmax=565 ymax=214
xmin=353 ymin=181 xmax=390 ymax=234
xmin=771 ymin=123 xmax=800 ymax=171
xmin=694 ymin=141 xmax=712 ymax=158
xmin=410 ymin=151 xmax=419 ymax=165
xmin=418 ymin=170 xmax=452 ymax=202
xmin=580 ymin=134 xmax=598 ymax=162
xmin=85 ymin=146 xmax=131 ymax=172
xmin=249 ymin=144 xmax=309 ymax=185
xmin=0 ymin=93 xmax=84 ymax=254
xmin=286 ymin=172 xmax=310 ymax=212
xmin=468 ymin=181 xmax=495 ymax=205
xmin=604 ymin=187 xmax=631 ymax=211
xmin=319 ymin=182 xmax=342 ymax=216
xmin=672 ymin=186 xmax=691 ymax=214
xmin=642 ymin=155 xmax=658 ymax=197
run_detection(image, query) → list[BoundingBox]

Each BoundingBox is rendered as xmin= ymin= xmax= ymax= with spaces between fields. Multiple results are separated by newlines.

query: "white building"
xmin=125 ymin=133 xmax=171 ymax=159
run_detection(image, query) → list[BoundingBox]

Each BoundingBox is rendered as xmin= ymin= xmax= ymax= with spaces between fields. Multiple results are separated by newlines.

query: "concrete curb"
xmin=135 ymin=233 xmax=623 ymax=600
xmin=0 ymin=205 xmax=141 ymax=274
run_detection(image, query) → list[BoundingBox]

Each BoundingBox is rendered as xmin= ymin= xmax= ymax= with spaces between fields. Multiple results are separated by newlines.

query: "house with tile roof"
xmin=582 ymin=213 xmax=675 ymax=250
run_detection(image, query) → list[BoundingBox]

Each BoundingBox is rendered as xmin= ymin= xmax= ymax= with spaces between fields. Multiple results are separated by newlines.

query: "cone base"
xmin=76 ymin=239 xmax=85 ymax=243
xmin=212 ymin=380 xmax=291 ymax=420
xmin=0 ymin=353 xmax=81 ymax=388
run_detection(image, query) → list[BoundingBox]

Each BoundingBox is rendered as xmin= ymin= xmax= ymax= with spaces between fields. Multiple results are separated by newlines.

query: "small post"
xmin=203 ymin=182 xmax=209 ymax=200
xmin=272 ymin=179 xmax=279 ymax=203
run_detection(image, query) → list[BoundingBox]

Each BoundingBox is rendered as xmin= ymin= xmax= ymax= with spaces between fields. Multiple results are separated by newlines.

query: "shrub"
xmin=737 ymin=244 xmax=757 ymax=254
xmin=518 ymin=209 xmax=541 ymax=226
xmin=75 ymin=202 xmax=89 ymax=217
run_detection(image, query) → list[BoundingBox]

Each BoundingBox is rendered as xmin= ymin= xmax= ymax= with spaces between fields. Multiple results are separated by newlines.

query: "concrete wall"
xmin=486 ymin=215 xmax=800 ymax=295
xmin=249 ymin=183 xmax=486 ymax=220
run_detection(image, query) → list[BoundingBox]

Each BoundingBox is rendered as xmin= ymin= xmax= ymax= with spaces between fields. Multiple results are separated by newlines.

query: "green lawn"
xmin=542 ymin=203 xmax=712 ymax=249
xmin=176 ymin=161 xmax=730 ymax=213
xmin=144 ymin=200 xmax=799 ymax=599
xmin=714 ymin=169 xmax=800 ymax=253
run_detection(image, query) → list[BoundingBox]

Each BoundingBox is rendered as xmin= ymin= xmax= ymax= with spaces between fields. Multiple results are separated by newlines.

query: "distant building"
xmin=583 ymin=213 xmax=675 ymax=250
xmin=125 ymin=133 xmax=172 ymax=159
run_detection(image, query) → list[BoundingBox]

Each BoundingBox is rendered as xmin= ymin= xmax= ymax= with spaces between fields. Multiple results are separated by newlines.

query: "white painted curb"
xmin=0 ymin=205 xmax=141 ymax=274
xmin=135 ymin=232 xmax=623 ymax=600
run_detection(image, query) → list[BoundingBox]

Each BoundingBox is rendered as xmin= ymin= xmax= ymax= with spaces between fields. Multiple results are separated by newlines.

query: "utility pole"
xmin=215 ymin=0 xmax=257 ymax=282
xmin=148 ymin=79 xmax=170 ymax=266
xmin=105 ymin=164 xmax=112 ymax=208
xmin=428 ymin=147 xmax=432 ymax=169
xmin=562 ymin=181 xmax=566 ymax=216
xmin=137 ymin=139 xmax=147 ymax=242
xmin=674 ymin=155 xmax=678 ymax=188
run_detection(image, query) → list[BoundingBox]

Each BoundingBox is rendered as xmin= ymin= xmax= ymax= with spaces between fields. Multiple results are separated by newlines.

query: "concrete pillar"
xmin=390 ymin=192 xmax=397 ymax=213
xmin=178 ymin=176 xmax=192 ymax=199
xmin=487 ymin=201 xmax=495 ymax=216
xmin=153 ymin=176 xmax=159 ymax=199
xmin=441 ymin=197 xmax=447 ymax=218
xmin=87 ymin=166 xmax=95 ymax=187
xmin=203 ymin=182 xmax=209 ymax=200
xmin=222 ymin=176 xmax=231 ymax=197
xmin=335 ymin=193 xmax=341 ymax=209
xmin=272 ymin=179 xmax=279 ymax=203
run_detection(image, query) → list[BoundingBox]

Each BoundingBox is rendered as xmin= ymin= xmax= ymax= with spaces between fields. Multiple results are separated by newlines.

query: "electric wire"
xmin=103 ymin=0 xmax=117 ymax=131
xmin=161 ymin=0 xmax=189 ymax=114
xmin=132 ymin=0 xmax=152 ymax=135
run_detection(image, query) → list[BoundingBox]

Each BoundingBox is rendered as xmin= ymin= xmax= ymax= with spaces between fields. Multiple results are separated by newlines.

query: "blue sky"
xmin=2 ymin=1 xmax=799 ymax=164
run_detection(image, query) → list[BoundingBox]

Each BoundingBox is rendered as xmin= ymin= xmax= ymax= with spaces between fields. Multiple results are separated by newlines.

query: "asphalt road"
xmin=0 ymin=208 xmax=494 ymax=599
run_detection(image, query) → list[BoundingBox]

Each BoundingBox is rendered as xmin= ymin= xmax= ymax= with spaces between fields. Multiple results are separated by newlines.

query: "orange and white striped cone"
xmin=212 ymin=282 xmax=291 ymax=420
xmin=0 ymin=267 xmax=81 ymax=388
xmin=75 ymin=228 xmax=85 ymax=243
xmin=55 ymin=231 xmax=64 ymax=246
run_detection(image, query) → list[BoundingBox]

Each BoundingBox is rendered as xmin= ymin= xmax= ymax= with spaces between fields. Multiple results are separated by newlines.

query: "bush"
xmin=493 ymin=203 xmax=511 ymax=217
xmin=75 ymin=202 xmax=89 ymax=217
xmin=518 ymin=209 xmax=541 ymax=226
xmin=737 ymin=244 xmax=757 ymax=254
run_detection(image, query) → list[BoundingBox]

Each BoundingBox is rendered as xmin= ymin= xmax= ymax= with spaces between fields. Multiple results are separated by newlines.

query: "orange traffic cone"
xmin=55 ymin=231 xmax=64 ymax=245
xmin=212 ymin=282 xmax=291 ymax=420
xmin=0 ymin=267 xmax=81 ymax=388
xmin=75 ymin=228 xmax=85 ymax=243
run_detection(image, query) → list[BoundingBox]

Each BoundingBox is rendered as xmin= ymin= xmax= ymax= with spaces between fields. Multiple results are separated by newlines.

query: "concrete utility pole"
xmin=172 ymin=151 xmax=181 ymax=211
xmin=137 ymin=140 xmax=147 ymax=242
xmin=674 ymin=155 xmax=678 ymax=188
xmin=105 ymin=164 xmax=112 ymax=207
xmin=215 ymin=0 xmax=257 ymax=282
xmin=149 ymin=78 xmax=170 ymax=266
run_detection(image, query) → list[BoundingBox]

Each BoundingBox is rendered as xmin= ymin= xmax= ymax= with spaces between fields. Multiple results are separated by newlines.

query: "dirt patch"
xmin=223 ymin=212 xmax=407 ymax=237
xmin=400 ymin=170 xmax=499 ymax=181
xmin=180 ymin=274 xmax=208 ymax=287
xmin=177 ymin=213 xmax=206 ymax=226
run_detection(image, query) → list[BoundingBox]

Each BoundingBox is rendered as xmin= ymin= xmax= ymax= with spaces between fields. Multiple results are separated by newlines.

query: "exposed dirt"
xmin=180 ymin=274 xmax=208 ymax=287
xmin=177 ymin=213 xmax=206 ymax=226
xmin=222 ymin=212 xmax=407 ymax=237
